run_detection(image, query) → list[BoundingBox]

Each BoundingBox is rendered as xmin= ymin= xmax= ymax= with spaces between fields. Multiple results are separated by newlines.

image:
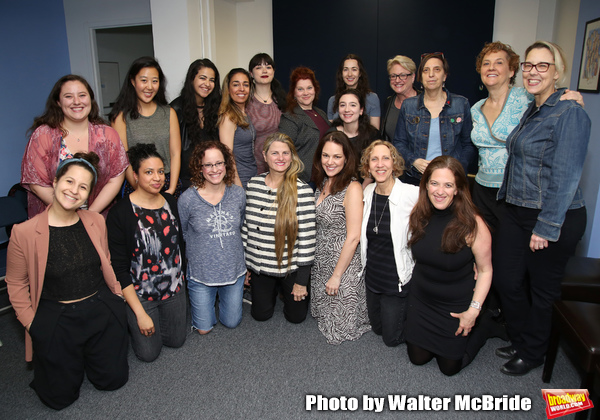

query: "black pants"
xmin=30 ymin=287 xmax=129 ymax=410
xmin=471 ymin=182 xmax=506 ymax=313
xmin=250 ymin=270 xmax=308 ymax=324
xmin=494 ymin=204 xmax=586 ymax=365
xmin=366 ymin=286 xmax=409 ymax=347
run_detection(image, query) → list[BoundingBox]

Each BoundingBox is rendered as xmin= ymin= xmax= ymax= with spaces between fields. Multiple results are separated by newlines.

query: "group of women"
xmin=6 ymin=38 xmax=591 ymax=410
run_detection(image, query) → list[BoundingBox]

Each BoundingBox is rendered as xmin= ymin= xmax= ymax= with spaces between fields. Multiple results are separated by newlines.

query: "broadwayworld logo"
xmin=541 ymin=389 xmax=594 ymax=419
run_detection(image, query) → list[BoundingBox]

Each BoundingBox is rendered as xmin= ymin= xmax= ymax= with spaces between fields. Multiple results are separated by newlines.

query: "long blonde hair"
xmin=263 ymin=133 xmax=305 ymax=269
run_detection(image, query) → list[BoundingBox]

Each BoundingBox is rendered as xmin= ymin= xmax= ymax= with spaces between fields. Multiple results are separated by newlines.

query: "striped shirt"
xmin=242 ymin=173 xmax=316 ymax=281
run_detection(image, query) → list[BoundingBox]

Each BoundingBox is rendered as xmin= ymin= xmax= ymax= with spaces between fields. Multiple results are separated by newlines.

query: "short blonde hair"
xmin=525 ymin=41 xmax=568 ymax=87
xmin=386 ymin=55 xmax=417 ymax=74
xmin=360 ymin=140 xmax=405 ymax=179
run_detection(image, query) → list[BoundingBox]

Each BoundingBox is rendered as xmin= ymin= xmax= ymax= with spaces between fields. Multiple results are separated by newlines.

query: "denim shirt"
xmin=393 ymin=88 xmax=476 ymax=180
xmin=497 ymin=88 xmax=590 ymax=241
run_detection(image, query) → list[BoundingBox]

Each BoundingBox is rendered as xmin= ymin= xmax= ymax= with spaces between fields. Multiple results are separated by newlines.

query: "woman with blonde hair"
xmin=242 ymin=133 xmax=316 ymax=323
xmin=218 ymin=68 xmax=256 ymax=188
xmin=381 ymin=55 xmax=419 ymax=141
xmin=494 ymin=41 xmax=590 ymax=376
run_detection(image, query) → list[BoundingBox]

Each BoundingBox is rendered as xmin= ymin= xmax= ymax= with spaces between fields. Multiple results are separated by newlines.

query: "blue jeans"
xmin=187 ymin=275 xmax=244 ymax=332
xmin=125 ymin=287 xmax=188 ymax=362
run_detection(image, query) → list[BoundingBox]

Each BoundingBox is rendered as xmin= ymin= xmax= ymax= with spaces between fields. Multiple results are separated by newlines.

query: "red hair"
xmin=285 ymin=67 xmax=320 ymax=113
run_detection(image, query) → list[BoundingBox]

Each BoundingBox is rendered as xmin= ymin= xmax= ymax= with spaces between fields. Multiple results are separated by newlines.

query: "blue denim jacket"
xmin=393 ymin=88 xmax=476 ymax=180
xmin=497 ymin=88 xmax=590 ymax=241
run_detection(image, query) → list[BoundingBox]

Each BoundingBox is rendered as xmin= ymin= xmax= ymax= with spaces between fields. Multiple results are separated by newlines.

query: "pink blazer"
xmin=6 ymin=206 xmax=122 ymax=361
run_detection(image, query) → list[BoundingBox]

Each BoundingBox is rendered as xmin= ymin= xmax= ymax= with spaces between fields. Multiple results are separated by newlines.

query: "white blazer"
xmin=360 ymin=178 xmax=419 ymax=292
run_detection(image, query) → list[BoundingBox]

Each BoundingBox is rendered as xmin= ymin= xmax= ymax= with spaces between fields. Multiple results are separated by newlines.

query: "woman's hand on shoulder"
xmin=561 ymin=89 xmax=584 ymax=107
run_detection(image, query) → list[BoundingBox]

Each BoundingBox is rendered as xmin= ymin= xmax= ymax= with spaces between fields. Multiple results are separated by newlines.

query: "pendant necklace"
xmin=373 ymin=193 xmax=389 ymax=234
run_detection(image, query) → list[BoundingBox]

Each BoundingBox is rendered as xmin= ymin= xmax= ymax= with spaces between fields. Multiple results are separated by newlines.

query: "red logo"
xmin=541 ymin=389 xmax=593 ymax=419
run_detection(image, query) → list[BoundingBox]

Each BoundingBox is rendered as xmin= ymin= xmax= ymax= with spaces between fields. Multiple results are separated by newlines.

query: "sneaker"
xmin=243 ymin=286 xmax=252 ymax=304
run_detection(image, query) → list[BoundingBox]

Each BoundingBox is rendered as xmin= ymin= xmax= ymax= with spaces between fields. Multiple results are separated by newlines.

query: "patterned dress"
xmin=310 ymin=183 xmax=371 ymax=344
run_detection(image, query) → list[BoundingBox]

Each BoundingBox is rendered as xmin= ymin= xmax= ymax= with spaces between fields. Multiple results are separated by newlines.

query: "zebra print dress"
xmin=310 ymin=182 xmax=371 ymax=344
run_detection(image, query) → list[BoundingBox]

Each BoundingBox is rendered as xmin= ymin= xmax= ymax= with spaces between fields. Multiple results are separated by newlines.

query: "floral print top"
xmin=130 ymin=200 xmax=183 ymax=300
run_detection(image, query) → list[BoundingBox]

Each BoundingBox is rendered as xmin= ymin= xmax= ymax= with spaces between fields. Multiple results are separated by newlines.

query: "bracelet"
xmin=470 ymin=300 xmax=482 ymax=310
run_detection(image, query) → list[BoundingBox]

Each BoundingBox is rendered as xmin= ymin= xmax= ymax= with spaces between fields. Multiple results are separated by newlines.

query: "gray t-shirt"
xmin=178 ymin=184 xmax=246 ymax=286
xmin=126 ymin=103 xmax=172 ymax=173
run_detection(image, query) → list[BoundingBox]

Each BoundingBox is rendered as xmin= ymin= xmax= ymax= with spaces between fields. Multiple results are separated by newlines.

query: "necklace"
xmin=373 ymin=193 xmax=389 ymax=234
xmin=255 ymin=91 xmax=271 ymax=103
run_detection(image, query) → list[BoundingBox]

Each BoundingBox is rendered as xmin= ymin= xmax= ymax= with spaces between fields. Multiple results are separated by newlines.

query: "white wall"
xmin=554 ymin=0 xmax=581 ymax=85
xmin=211 ymin=0 xmax=273 ymax=80
xmin=236 ymin=0 xmax=273 ymax=66
xmin=492 ymin=0 xmax=579 ymax=88
xmin=63 ymin=0 xmax=152 ymax=109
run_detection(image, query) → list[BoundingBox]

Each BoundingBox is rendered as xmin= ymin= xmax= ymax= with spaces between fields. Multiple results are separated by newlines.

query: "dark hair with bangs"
xmin=248 ymin=53 xmax=287 ymax=111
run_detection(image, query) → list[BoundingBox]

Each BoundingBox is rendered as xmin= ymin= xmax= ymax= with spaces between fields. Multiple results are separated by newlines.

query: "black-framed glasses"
xmin=202 ymin=161 xmax=225 ymax=170
xmin=389 ymin=73 xmax=413 ymax=81
xmin=521 ymin=62 xmax=555 ymax=73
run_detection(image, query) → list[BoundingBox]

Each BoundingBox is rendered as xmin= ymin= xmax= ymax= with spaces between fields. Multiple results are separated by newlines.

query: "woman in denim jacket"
xmin=393 ymin=53 xmax=476 ymax=186
xmin=494 ymin=41 xmax=590 ymax=376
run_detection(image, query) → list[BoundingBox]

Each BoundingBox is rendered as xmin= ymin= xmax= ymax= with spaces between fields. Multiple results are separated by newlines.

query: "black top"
xmin=106 ymin=192 xmax=186 ymax=290
xmin=365 ymin=192 xmax=402 ymax=295
xmin=43 ymin=219 xmax=103 ymax=301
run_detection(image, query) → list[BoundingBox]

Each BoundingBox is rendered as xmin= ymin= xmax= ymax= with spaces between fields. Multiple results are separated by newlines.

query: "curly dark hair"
xmin=29 ymin=75 xmax=106 ymax=136
xmin=109 ymin=56 xmax=168 ymax=122
xmin=189 ymin=141 xmax=236 ymax=188
xmin=127 ymin=143 xmax=165 ymax=174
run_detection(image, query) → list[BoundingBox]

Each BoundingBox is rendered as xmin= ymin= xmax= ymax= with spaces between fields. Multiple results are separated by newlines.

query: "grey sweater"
xmin=178 ymin=185 xmax=246 ymax=286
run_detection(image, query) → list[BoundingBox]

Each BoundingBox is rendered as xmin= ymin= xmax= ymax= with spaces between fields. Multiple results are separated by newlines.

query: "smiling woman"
xmin=278 ymin=67 xmax=330 ymax=184
xmin=178 ymin=141 xmax=246 ymax=335
xmin=405 ymin=155 xmax=492 ymax=376
xmin=170 ymin=59 xmax=222 ymax=190
xmin=9 ymin=152 xmax=129 ymax=409
xmin=328 ymin=89 xmax=378 ymax=184
xmin=494 ymin=41 xmax=591 ymax=377
xmin=21 ymin=75 xmax=128 ymax=218
xmin=109 ymin=57 xmax=182 ymax=197
xmin=242 ymin=133 xmax=316 ymax=324
xmin=246 ymin=53 xmax=287 ymax=175
xmin=107 ymin=143 xmax=187 ymax=363
xmin=218 ymin=68 xmax=257 ymax=188
xmin=327 ymin=54 xmax=381 ymax=129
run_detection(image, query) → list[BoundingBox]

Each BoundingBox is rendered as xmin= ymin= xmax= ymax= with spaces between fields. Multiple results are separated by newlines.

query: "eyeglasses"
xmin=389 ymin=73 xmax=412 ymax=81
xmin=421 ymin=52 xmax=445 ymax=60
xmin=202 ymin=161 xmax=225 ymax=170
xmin=521 ymin=62 xmax=555 ymax=73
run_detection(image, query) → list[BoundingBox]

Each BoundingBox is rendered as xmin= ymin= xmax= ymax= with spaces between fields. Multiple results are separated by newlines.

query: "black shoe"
xmin=500 ymin=356 xmax=542 ymax=376
xmin=495 ymin=345 xmax=517 ymax=359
